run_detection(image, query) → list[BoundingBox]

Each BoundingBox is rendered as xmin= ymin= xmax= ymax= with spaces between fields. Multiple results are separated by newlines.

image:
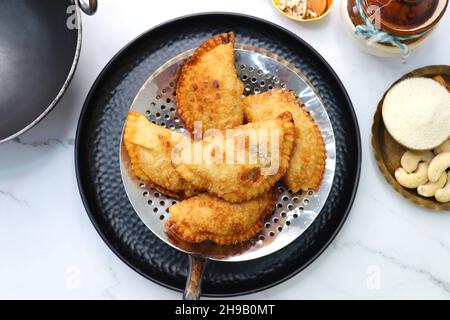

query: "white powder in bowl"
xmin=382 ymin=77 xmax=450 ymax=150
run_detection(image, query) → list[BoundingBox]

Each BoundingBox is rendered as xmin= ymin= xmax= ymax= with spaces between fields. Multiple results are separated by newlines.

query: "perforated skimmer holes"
xmin=249 ymin=184 xmax=314 ymax=245
xmin=139 ymin=186 xmax=179 ymax=222
xmin=138 ymin=81 xmax=184 ymax=222
xmin=145 ymin=81 xmax=184 ymax=131
xmin=239 ymin=64 xmax=288 ymax=96
xmin=137 ymin=66 xmax=316 ymax=245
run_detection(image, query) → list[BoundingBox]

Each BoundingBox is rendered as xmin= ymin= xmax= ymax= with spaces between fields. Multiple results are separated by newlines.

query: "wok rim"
xmin=0 ymin=1 xmax=83 ymax=144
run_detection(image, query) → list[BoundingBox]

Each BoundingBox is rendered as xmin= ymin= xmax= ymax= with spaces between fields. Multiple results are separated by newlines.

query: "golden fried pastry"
xmin=176 ymin=32 xmax=244 ymax=133
xmin=165 ymin=191 xmax=277 ymax=245
xmin=244 ymin=90 xmax=326 ymax=192
xmin=123 ymin=112 xmax=199 ymax=198
xmin=172 ymin=112 xmax=295 ymax=203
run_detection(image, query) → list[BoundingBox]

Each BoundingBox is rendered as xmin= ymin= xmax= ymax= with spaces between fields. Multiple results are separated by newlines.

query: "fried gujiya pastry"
xmin=176 ymin=32 xmax=244 ymax=133
xmin=244 ymin=90 xmax=326 ymax=192
xmin=123 ymin=112 xmax=199 ymax=198
xmin=165 ymin=191 xmax=277 ymax=245
xmin=172 ymin=112 xmax=295 ymax=203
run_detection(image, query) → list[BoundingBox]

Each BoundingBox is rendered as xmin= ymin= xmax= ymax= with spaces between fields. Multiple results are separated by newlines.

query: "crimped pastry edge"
xmin=123 ymin=112 xmax=199 ymax=199
xmin=244 ymin=89 xmax=326 ymax=192
xmin=176 ymin=32 xmax=236 ymax=133
xmin=165 ymin=189 xmax=277 ymax=245
xmin=172 ymin=111 xmax=296 ymax=203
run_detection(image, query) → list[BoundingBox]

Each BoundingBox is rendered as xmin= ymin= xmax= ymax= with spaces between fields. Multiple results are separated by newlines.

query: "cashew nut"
xmin=435 ymin=171 xmax=450 ymax=203
xmin=417 ymin=172 xmax=447 ymax=197
xmin=395 ymin=162 xmax=429 ymax=188
xmin=428 ymin=152 xmax=450 ymax=182
xmin=434 ymin=140 xmax=450 ymax=154
xmin=401 ymin=150 xmax=434 ymax=173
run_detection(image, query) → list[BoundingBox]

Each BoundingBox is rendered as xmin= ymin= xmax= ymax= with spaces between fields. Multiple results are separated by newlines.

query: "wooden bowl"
xmin=272 ymin=0 xmax=333 ymax=22
xmin=372 ymin=65 xmax=450 ymax=211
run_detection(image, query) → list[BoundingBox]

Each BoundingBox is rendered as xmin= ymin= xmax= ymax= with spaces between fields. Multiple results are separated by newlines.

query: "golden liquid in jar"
xmin=366 ymin=0 xmax=439 ymax=29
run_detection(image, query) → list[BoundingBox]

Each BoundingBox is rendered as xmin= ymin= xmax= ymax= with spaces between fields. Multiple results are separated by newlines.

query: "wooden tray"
xmin=372 ymin=65 xmax=450 ymax=211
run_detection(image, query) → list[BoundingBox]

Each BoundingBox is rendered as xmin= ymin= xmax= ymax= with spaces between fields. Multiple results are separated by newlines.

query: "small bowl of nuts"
xmin=272 ymin=0 xmax=333 ymax=22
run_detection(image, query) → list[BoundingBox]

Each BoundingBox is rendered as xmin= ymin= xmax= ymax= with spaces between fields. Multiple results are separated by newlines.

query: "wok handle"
xmin=78 ymin=0 xmax=98 ymax=16
xmin=183 ymin=256 xmax=207 ymax=300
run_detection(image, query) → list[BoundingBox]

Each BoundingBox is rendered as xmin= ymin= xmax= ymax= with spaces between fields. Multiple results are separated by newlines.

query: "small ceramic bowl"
xmin=372 ymin=65 xmax=450 ymax=211
xmin=272 ymin=0 xmax=333 ymax=22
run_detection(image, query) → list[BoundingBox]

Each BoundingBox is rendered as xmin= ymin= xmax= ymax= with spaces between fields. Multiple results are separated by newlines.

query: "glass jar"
xmin=341 ymin=0 xmax=448 ymax=58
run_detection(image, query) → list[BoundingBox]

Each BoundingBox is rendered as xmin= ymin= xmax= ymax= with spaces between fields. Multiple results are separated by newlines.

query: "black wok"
xmin=0 ymin=0 xmax=97 ymax=143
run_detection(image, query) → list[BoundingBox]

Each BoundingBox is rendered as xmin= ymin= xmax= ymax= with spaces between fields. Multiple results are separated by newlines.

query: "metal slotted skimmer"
xmin=120 ymin=45 xmax=336 ymax=299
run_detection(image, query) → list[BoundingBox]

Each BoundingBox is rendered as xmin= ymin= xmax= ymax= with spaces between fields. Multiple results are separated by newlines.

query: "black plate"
xmin=75 ymin=13 xmax=361 ymax=297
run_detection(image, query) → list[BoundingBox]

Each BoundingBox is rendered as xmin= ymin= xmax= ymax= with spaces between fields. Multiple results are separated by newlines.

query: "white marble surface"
xmin=0 ymin=0 xmax=450 ymax=300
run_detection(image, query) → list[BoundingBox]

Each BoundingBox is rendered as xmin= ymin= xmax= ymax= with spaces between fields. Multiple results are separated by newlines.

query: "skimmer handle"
xmin=183 ymin=256 xmax=207 ymax=300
